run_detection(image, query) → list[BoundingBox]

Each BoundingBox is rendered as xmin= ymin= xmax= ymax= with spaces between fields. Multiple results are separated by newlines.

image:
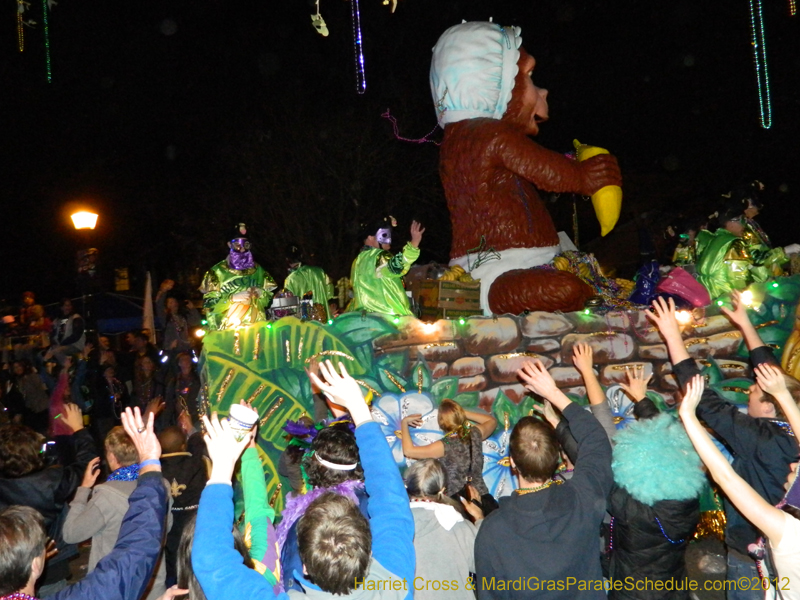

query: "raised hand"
xmin=145 ymin=396 xmax=166 ymax=419
xmin=459 ymin=483 xmax=485 ymax=522
xmin=756 ymin=363 xmax=789 ymax=397
xmin=81 ymin=457 xmax=102 ymax=488
xmin=308 ymin=360 xmax=371 ymax=425
xmin=646 ymin=297 xmax=681 ymax=340
xmin=120 ymin=407 xmax=161 ymax=471
xmin=619 ymin=365 xmax=653 ymax=403
xmin=402 ymin=414 xmax=424 ymax=428
xmin=156 ymin=585 xmax=190 ymax=600
xmin=202 ymin=412 xmax=252 ymax=484
xmin=579 ymin=154 xmax=622 ymax=196
xmin=518 ymin=360 xmax=560 ymax=401
xmin=720 ymin=290 xmax=750 ymax=329
xmin=572 ymin=343 xmax=594 ymax=375
xmin=679 ymin=374 xmax=704 ymax=418
xmin=62 ymin=403 xmax=84 ymax=433
xmin=410 ymin=220 xmax=425 ymax=248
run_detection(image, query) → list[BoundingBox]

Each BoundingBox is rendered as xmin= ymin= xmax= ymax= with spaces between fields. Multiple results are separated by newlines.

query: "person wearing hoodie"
xmin=475 ymin=360 xmax=613 ymax=599
xmin=406 ymin=459 xmax=483 ymax=600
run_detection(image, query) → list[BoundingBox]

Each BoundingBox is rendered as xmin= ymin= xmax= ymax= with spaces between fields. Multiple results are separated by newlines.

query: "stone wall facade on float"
xmin=374 ymin=309 xmax=752 ymax=410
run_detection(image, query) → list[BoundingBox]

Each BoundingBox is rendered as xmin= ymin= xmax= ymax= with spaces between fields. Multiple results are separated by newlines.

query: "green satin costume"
xmin=200 ymin=260 xmax=276 ymax=330
xmin=284 ymin=264 xmax=335 ymax=320
xmin=695 ymin=229 xmax=751 ymax=299
xmin=741 ymin=223 xmax=787 ymax=282
xmin=347 ymin=243 xmax=420 ymax=315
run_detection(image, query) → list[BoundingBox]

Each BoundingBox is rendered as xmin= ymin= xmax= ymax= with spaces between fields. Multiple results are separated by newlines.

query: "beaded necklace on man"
xmin=516 ymin=479 xmax=563 ymax=495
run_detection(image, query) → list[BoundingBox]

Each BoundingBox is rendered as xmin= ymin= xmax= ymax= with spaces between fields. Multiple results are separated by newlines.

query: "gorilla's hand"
xmin=578 ymin=154 xmax=622 ymax=197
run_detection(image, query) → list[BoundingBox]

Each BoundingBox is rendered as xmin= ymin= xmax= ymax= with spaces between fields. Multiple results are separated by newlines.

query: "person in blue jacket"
xmin=0 ymin=407 xmax=169 ymax=600
xmin=192 ymin=360 xmax=415 ymax=600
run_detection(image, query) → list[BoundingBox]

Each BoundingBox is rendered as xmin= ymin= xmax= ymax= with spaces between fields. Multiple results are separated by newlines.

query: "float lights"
xmin=458 ymin=317 xmax=466 ymax=325
xmin=192 ymin=351 xmax=199 ymax=363
xmin=266 ymin=322 xmax=272 ymax=329
xmin=327 ymin=319 xmax=334 ymax=325
xmin=741 ymin=290 xmax=755 ymax=307
xmin=195 ymin=329 xmax=206 ymax=338
xmin=717 ymin=300 xmax=725 ymax=307
xmin=422 ymin=322 xmax=437 ymax=333
xmin=393 ymin=316 xmax=400 ymax=324
xmin=201 ymin=319 xmax=208 ymax=325
xmin=676 ymin=310 xmax=693 ymax=325
xmin=772 ymin=282 xmax=780 ymax=288
xmin=583 ymin=309 xmax=591 ymax=315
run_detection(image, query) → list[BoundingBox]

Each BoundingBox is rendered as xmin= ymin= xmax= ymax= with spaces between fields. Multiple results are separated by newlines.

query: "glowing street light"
xmin=71 ymin=211 xmax=98 ymax=230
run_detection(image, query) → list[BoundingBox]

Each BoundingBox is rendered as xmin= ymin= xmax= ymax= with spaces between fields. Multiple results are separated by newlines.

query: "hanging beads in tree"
xmin=350 ymin=0 xmax=366 ymax=94
xmin=747 ymin=0 xmax=772 ymax=128
xmin=42 ymin=0 xmax=52 ymax=82
xmin=17 ymin=0 xmax=25 ymax=52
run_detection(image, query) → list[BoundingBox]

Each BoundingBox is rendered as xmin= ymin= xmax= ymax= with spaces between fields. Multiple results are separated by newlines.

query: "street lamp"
xmin=71 ymin=211 xmax=98 ymax=230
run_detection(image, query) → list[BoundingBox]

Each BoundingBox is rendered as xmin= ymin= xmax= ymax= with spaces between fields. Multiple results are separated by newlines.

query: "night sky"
xmin=3 ymin=0 xmax=800 ymax=307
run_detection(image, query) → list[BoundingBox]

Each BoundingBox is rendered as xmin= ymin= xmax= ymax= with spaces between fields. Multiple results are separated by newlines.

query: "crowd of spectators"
xmin=1 ymin=284 xmax=800 ymax=600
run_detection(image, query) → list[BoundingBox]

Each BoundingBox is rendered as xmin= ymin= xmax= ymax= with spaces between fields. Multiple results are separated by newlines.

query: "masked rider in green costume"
xmin=347 ymin=217 xmax=425 ymax=316
xmin=200 ymin=223 xmax=277 ymax=330
xmin=283 ymin=244 xmax=335 ymax=321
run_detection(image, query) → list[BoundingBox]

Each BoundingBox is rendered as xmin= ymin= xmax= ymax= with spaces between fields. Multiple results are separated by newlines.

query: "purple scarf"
xmin=275 ymin=479 xmax=364 ymax=552
xmin=228 ymin=250 xmax=255 ymax=271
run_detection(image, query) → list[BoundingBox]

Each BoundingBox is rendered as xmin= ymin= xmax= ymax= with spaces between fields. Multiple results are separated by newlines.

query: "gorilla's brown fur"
xmin=439 ymin=48 xmax=620 ymax=314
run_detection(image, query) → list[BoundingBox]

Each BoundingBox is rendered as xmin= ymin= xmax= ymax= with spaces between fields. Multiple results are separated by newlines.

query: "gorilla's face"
xmin=503 ymin=48 xmax=549 ymax=136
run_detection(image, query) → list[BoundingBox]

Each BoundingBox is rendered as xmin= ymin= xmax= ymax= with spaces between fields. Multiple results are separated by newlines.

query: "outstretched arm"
xmin=573 ymin=343 xmax=605 ymax=407
xmin=311 ymin=361 xmax=415 ymax=591
xmin=679 ymin=375 xmax=787 ymax=545
xmin=54 ymin=408 xmax=168 ymax=600
xmin=646 ymin=297 xmax=691 ymax=365
xmin=193 ymin=414 xmax=276 ymax=600
xmin=721 ymin=290 xmax=766 ymax=352
xmin=518 ymin=360 xmax=612 ymax=496
xmin=400 ymin=414 xmax=445 ymax=459
xmin=464 ymin=409 xmax=497 ymax=440
xmin=497 ymin=125 xmax=621 ymax=196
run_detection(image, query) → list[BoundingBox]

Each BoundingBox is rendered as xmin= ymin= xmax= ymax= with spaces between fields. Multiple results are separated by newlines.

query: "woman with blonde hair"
xmin=401 ymin=399 xmax=497 ymax=514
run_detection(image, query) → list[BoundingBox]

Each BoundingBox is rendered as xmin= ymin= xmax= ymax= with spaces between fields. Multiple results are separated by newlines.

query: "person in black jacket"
xmin=0 ymin=403 xmax=97 ymax=595
xmin=0 ymin=407 xmax=170 ymax=600
xmin=648 ymin=293 xmax=800 ymax=600
xmin=475 ymin=360 xmax=613 ymax=600
xmin=554 ymin=367 xmax=705 ymax=599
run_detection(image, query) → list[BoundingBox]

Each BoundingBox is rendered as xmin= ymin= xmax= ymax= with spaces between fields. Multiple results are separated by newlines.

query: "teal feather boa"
xmin=612 ymin=412 xmax=705 ymax=506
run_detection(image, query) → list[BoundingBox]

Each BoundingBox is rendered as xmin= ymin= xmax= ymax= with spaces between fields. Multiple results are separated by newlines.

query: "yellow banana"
xmin=574 ymin=139 xmax=622 ymax=237
xmin=553 ymin=257 xmax=569 ymax=271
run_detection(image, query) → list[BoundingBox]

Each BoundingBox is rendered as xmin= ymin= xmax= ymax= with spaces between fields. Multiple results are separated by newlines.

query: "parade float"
xmin=195 ymin=22 xmax=800 ymax=545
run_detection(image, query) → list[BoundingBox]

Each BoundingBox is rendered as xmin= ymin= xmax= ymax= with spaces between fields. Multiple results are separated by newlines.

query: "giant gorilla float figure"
xmin=431 ymin=22 xmax=623 ymax=315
